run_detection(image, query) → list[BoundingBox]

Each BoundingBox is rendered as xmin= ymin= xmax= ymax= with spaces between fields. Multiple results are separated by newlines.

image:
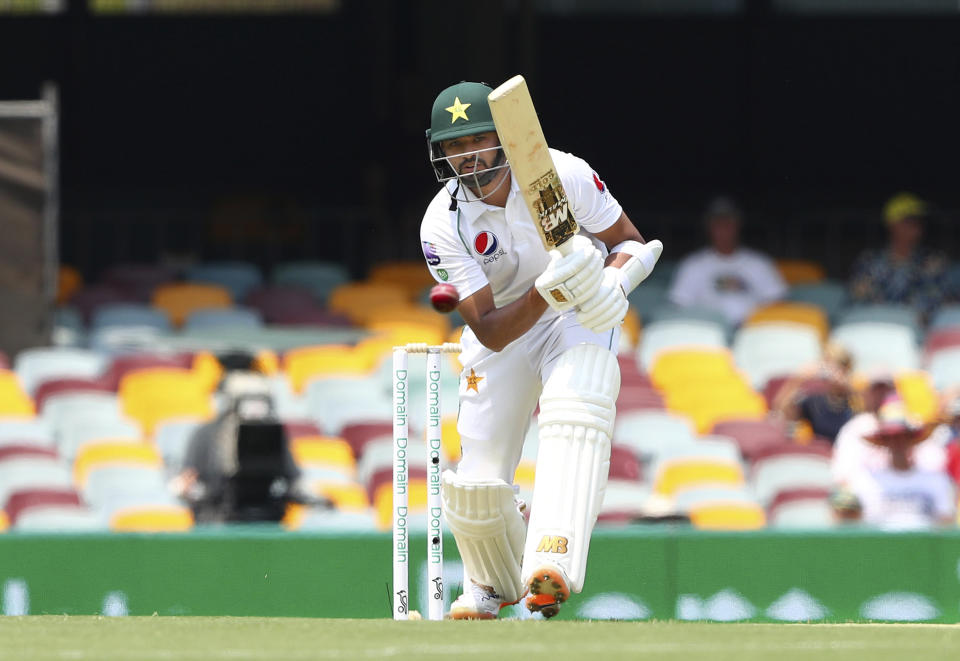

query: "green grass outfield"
xmin=1 ymin=617 xmax=959 ymax=661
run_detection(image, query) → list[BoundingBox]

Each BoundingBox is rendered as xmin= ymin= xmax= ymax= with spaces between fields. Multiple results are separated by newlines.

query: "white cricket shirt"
xmin=420 ymin=149 xmax=622 ymax=313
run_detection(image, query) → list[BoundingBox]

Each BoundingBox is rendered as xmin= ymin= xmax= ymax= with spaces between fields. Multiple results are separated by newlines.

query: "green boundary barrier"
xmin=1 ymin=527 xmax=959 ymax=621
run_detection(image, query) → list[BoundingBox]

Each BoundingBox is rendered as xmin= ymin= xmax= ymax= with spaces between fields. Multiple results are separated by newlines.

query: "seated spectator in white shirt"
xmin=667 ymin=197 xmax=787 ymax=325
xmin=848 ymin=396 xmax=955 ymax=530
xmin=832 ymin=371 xmax=945 ymax=487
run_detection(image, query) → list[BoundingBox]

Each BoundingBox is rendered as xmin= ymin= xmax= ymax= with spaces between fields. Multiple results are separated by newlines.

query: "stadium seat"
xmin=0 ymin=418 xmax=53 ymax=445
xmin=0 ymin=352 xmax=8 ymax=370
xmin=185 ymin=261 xmax=263 ymax=301
xmin=710 ymin=419 xmax=791 ymax=463
xmin=58 ymin=417 xmax=144 ymax=463
xmin=745 ymin=302 xmax=828 ymax=341
xmin=836 ymin=304 xmax=920 ymax=337
xmin=283 ymin=345 xmax=379 ymax=394
xmin=774 ymin=259 xmax=825 ymax=285
xmin=596 ymin=480 xmax=651 ymax=524
xmin=830 ymin=322 xmax=921 ymax=373
xmin=751 ymin=447 xmax=833 ymax=507
xmin=365 ymin=304 xmax=451 ymax=339
xmin=651 ymin=454 xmax=745 ymax=497
xmin=291 ymin=507 xmax=378 ymax=531
xmin=649 ymin=348 xmax=738 ymax=391
xmin=52 ymin=306 xmax=85 ymax=347
xmin=58 ymin=265 xmax=83 ymax=305
xmin=768 ymin=488 xmax=834 ymax=529
xmin=305 ymin=376 xmax=392 ymax=436
xmin=183 ymin=307 xmax=264 ymax=332
xmin=894 ymin=371 xmax=939 ymax=423
xmin=68 ymin=285 xmax=137 ymax=324
xmin=644 ymin=304 xmax=732 ymax=337
xmin=0 ymin=510 xmax=8 ymax=531
xmin=0 ymin=445 xmax=60 ymax=466
xmin=99 ymin=352 xmax=195 ymax=390
xmin=339 ymin=422 xmax=393 ymax=460
xmin=5 ymin=487 xmax=82 ymax=525
xmin=927 ymin=347 xmax=960 ymax=391
xmin=152 ymin=283 xmax=233 ymax=327
xmin=616 ymin=384 xmax=666 ymax=412
xmin=787 ymin=280 xmax=848 ymax=322
xmin=923 ymin=327 xmax=960 ymax=358
xmin=732 ymin=323 xmax=823 ymax=389
xmin=367 ymin=261 xmax=437 ymax=298
xmin=90 ymin=303 xmax=172 ymax=332
xmin=73 ymin=442 xmax=164 ymax=487
xmin=612 ymin=410 xmax=698 ymax=464
xmin=929 ymin=304 xmax=960 ymax=331
xmin=0 ymin=456 xmax=74 ymax=507
xmin=109 ymin=504 xmax=194 ymax=532
xmin=608 ymin=444 xmax=643 ymax=482
xmin=626 ymin=281 xmax=670 ymax=320
xmin=0 ymin=370 xmax=35 ymax=417
xmin=153 ymin=418 xmax=204 ymax=475
xmin=327 ymin=282 xmax=410 ymax=325
xmin=14 ymin=347 xmax=107 ymax=397
xmin=688 ymin=501 xmax=766 ymax=530
xmin=118 ymin=368 xmax=214 ymax=435
xmin=42 ymin=392 xmax=125 ymax=438
xmin=283 ymin=420 xmax=323 ymax=440
xmin=14 ymin=506 xmax=106 ymax=531
xmin=33 ymin=378 xmax=113 ymax=414
xmin=271 ymin=261 xmax=351 ymax=304
xmin=102 ymin=263 xmax=179 ymax=301
xmin=664 ymin=382 xmax=767 ymax=433
xmin=82 ymin=465 xmax=169 ymax=513
xmin=637 ymin=319 xmax=727 ymax=371
xmin=673 ymin=486 xmax=758 ymax=514
xmin=291 ymin=436 xmax=356 ymax=475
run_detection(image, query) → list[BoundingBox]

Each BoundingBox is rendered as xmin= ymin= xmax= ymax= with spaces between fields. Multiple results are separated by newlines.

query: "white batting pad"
xmin=441 ymin=471 xmax=527 ymax=603
xmin=522 ymin=343 xmax=620 ymax=592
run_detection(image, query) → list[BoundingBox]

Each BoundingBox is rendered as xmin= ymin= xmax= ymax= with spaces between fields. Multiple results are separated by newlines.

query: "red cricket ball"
xmin=429 ymin=283 xmax=460 ymax=313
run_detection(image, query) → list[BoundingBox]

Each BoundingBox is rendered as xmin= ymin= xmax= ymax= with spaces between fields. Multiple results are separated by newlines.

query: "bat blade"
xmin=488 ymin=75 xmax=578 ymax=255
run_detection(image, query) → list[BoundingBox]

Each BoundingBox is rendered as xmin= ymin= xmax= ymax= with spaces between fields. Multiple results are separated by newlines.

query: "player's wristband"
xmin=610 ymin=239 xmax=663 ymax=295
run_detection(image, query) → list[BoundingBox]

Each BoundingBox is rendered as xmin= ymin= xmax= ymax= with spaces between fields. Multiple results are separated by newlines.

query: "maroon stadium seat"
xmin=710 ymin=418 xmax=791 ymax=463
xmin=749 ymin=441 xmax=833 ymax=464
xmin=617 ymin=385 xmax=665 ymax=412
xmin=340 ymin=421 xmax=394 ymax=459
xmin=617 ymin=354 xmax=652 ymax=388
xmin=0 ymin=351 xmax=8 ymax=370
xmin=5 ymin=488 xmax=82 ymax=524
xmin=100 ymin=353 xmax=194 ymax=390
xmin=69 ymin=285 xmax=137 ymax=324
xmin=0 ymin=445 xmax=59 ymax=464
xmin=34 ymin=378 xmax=113 ymax=412
xmin=368 ymin=467 xmax=428 ymax=503
xmin=283 ymin=420 xmax=323 ymax=440
xmin=767 ymin=487 xmax=832 ymax=517
xmin=608 ymin=444 xmax=643 ymax=482
xmin=102 ymin=263 xmax=179 ymax=301
xmin=924 ymin=327 xmax=960 ymax=357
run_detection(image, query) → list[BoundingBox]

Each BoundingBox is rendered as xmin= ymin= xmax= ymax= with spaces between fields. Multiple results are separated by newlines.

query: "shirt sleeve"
xmin=667 ymin=256 xmax=701 ymax=307
xmin=420 ymin=212 xmax=489 ymax=302
xmin=557 ymin=152 xmax=623 ymax=234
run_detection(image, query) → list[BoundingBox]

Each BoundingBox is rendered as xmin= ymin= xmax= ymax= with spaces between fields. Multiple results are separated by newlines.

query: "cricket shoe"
xmin=447 ymin=580 xmax=505 ymax=620
xmin=524 ymin=564 xmax=570 ymax=619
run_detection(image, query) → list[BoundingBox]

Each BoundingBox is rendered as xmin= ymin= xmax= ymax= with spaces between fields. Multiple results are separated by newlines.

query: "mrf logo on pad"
xmin=536 ymin=535 xmax=568 ymax=554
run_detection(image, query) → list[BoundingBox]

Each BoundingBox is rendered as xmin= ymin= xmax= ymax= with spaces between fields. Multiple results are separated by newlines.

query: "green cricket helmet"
xmin=426 ymin=81 xmax=508 ymax=199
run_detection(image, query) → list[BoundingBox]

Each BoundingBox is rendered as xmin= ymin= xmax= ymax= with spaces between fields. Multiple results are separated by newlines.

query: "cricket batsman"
xmin=420 ymin=80 xmax=662 ymax=619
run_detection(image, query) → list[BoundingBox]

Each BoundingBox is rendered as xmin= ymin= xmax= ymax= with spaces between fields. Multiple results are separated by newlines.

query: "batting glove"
xmin=575 ymin=266 xmax=630 ymax=333
xmin=535 ymin=235 xmax=604 ymax=313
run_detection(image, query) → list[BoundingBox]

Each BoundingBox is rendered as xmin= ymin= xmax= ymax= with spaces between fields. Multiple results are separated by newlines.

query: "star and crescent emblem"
xmin=445 ymin=97 xmax=471 ymax=124
xmin=465 ymin=368 xmax=484 ymax=392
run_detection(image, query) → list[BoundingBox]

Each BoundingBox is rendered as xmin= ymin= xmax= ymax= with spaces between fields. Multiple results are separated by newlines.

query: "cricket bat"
xmin=488 ymin=75 xmax=578 ymax=256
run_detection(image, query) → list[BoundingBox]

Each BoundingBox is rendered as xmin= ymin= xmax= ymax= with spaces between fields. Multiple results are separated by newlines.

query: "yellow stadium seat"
xmin=0 ymin=510 xmax=8 ymax=532
xmin=119 ymin=368 xmax=214 ymax=435
xmin=254 ymin=349 xmax=280 ymax=376
xmin=327 ymin=282 xmax=409 ymax=325
xmin=291 ymin=436 xmax=356 ymax=473
xmin=441 ymin=416 xmax=461 ymax=462
xmin=653 ymin=458 xmax=745 ymax=497
xmin=0 ymin=370 xmax=35 ymax=417
xmin=650 ymin=348 xmax=738 ymax=390
xmin=745 ymin=302 xmax=829 ymax=341
xmin=688 ymin=501 xmax=766 ymax=530
xmin=621 ymin=307 xmax=641 ymax=350
xmin=366 ymin=304 xmax=451 ymax=336
xmin=514 ymin=460 xmax=536 ymax=491
xmin=367 ymin=261 xmax=437 ymax=297
xmin=190 ymin=351 xmax=224 ymax=393
xmin=109 ymin=505 xmax=194 ymax=532
xmin=895 ymin=371 xmax=939 ymax=424
xmin=775 ymin=259 xmax=825 ymax=286
xmin=374 ymin=479 xmax=427 ymax=530
xmin=665 ymin=383 xmax=767 ymax=433
xmin=73 ymin=442 xmax=163 ymax=488
xmin=284 ymin=345 xmax=375 ymax=393
xmin=152 ymin=283 xmax=233 ymax=327
xmin=58 ymin=265 xmax=83 ymax=304
xmin=313 ymin=482 xmax=369 ymax=510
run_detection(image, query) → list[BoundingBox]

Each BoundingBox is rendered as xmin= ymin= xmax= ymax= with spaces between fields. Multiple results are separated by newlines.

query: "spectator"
xmin=771 ymin=341 xmax=855 ymax=443
xmin=848 ymin=396 xmax=956 ymax=530
xmin=832 ymin=371 xmax=945 ymax=487
xmin=931 ymin=394 xmax=960 ymax=487
xmin=848 ymin=192 xmax=949 ymax=324
xmin=668 ymin=196 xmax=787 ymax=325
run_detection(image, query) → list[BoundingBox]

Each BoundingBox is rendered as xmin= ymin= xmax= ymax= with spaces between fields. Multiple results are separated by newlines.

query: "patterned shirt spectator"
xmin=848 ymin=192 xmax=949 ymax=323
xmin=848 ymin=247 xmax=948 ymax=321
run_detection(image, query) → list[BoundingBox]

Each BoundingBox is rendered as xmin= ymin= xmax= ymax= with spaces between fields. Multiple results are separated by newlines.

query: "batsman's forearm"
xmin=470 ymin=288 xmax=549 ymax=352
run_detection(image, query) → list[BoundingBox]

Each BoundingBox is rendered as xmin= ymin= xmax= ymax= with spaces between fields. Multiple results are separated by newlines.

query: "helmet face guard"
xmin=427 ymin=135 xmax=510 ymax=201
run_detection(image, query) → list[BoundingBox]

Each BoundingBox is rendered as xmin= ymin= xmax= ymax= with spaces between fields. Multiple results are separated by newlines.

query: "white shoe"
xmin=447 ymin=579 xmax=504 ymax=620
